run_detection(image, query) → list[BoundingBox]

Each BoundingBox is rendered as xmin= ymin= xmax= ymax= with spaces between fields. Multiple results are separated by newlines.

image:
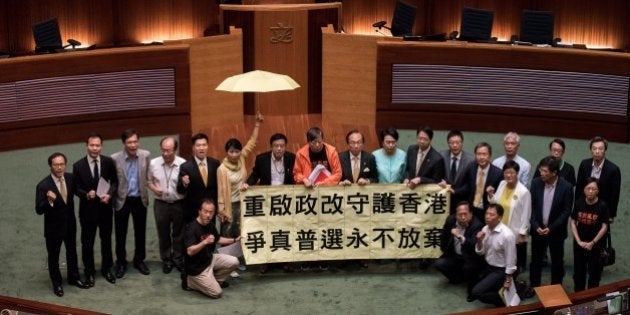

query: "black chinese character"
xmin=295 ymin=229 xmax=317 ymax=251
xmin=423 ymin=227 xmax=442 ymax=248
xmin=270 ymin=229 xmax=291 ymax=252
xmin=244 ymin=231 xmax=266 ymax=253
xmin=372 ymin=228 xmax=395 ymax=248
xmin=295 ymin=194 xmax=317 ymax=215
xmin=346 ymin=227 xmax=369 ymax=248
xmin=321 ymin=228 xmax=344 ymax=249
xmin=347 ymin=193 xmax=369 ymax=214
xmin=270 ymin=194 xmax=292 ymax=216
xmin=399 ymin=192 xmax=422 ymax=214
xmin=321 ymin=193 xmax=343 ymax=215
xmin=243 ymin=195 xmax=266 ymax=217
xmin=398 ymin=227 xmax=421 ymax=248
xmin=424 ymin=192 xmax=448 ymax=214
xmin=372 ymin=193 xmax=396 ymax=213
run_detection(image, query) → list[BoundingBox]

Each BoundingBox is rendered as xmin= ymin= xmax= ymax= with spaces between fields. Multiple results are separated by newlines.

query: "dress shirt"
xmin=542 ymin=178 xmax=557 ymax=226
xmin=270 ymin=156 xmax=285 ymax=186
xmin=149 ymin=156 xmax=186 ymax=202
xmin=492 ymin=154 xmax=531 ymax=187
xmin=476 ymin=222 xmax=517 ymax=275
xmin=590 ymin=159 xmax=605 ymax=179
xmin=124 ymin=152 xmax=140 ymax=197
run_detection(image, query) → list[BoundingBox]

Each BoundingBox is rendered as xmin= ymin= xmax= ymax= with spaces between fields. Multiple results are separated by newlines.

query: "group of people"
xmin=35 ymin=122 xmax=620 ymax=306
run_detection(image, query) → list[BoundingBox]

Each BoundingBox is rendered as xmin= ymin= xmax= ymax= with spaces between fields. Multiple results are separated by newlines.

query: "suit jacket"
xmin=339 ymin=150 xmax=379 ymax=183
xmin=246 ymin=151 xmax=296 ymax=186
xmin=404 ymin=145 xmax=445 ymax=184
xmin=575 ymin=158 xmax=621 ymax=218
xmin=530 ymin=177 xmax=574 ymax=240
xmin=73 ymin=155 xmax=118 ymax=222
xmin=454 ymin=163 xmax=503 ymax=210
xmin=177 ymin=156 xmax=220 ymax=216
xmin=111 ymin=149 xmax=150 ymax=210
xmin=36 ymin=173 xmax=77 ymax=239
xmin=440 ymin=150 xmax=475 ymax=187
xmin=440 ymin=215 xmax=484 ymax=260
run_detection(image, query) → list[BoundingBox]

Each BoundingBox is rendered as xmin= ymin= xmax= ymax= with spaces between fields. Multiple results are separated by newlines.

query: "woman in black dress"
xmin=570 ymin=177 xmax=609 ymax=291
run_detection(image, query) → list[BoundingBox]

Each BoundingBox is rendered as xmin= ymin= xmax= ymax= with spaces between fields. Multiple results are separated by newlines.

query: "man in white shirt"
xmin=469 ymin=204 xmax=517 ymax=306
xmin=148 ymin=136 xmax=186 ymax=274
xmin=493 ymin=132 xmax=531 ymax=187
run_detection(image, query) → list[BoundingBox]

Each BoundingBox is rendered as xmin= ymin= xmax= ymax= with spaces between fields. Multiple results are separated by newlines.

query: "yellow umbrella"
xmin=216 ymin=70 xmax=300 ymax=93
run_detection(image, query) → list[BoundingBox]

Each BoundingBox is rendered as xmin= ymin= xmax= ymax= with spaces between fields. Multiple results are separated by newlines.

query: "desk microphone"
xmin=372 ymin=21 xmax=387 ymax=28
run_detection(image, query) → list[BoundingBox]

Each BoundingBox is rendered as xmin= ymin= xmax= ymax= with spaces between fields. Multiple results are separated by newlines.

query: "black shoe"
xmin=68 ymin=279 xmax=90 ymax=289
xmin=181 ymin=278 xmax=192 ymax=291
xmin=174 ymin=263 xmax=183 ymax=273
xmin=53 ymin=285 xmax=64 ymax=297
xmin=134 ymin=261 xmax=150 ymax=275
xmin=102 ymin=269 xmax=116 ymax=284
xmin=219 ymin=281 xmax=230 ymax=288
xmin=85 ymin=274 xmax=95 ymax=287
xmin=115 ymin=264 xmax=126 ymax=279
xmin=163 ymin=261 xmax=173 ymax=274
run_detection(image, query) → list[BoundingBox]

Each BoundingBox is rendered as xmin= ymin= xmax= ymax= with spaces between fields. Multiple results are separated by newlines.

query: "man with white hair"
xmin=493 ymin=132 xmax=531 ymax=187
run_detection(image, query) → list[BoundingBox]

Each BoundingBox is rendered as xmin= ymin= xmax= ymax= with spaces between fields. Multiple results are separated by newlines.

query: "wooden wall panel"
xmin=0 ymin=1 xmax=8 ymax=53
xmin=165 ymin=32 xmax=244 ymax=133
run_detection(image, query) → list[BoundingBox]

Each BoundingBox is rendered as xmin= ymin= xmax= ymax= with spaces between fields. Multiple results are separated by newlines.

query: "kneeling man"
xmin=184 ymin=199 xmax=240 ymax=298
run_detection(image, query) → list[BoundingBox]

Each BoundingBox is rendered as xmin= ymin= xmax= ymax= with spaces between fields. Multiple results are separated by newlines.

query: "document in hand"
xmin=499 ymin=281 xmax=521 ymax=306
xmin=96 ymin=177 xmax=110 ymax=197
xmin=308 ymin=164 xmax=331 ymax=185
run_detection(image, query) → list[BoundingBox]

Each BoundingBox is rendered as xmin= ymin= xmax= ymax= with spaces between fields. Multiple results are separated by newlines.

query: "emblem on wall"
xmin=270 ymin=23 xmax=293 ymax=43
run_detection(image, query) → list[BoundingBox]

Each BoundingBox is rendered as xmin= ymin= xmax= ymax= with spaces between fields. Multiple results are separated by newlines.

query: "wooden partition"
xmin=165 ymin=30 xmax=244 ymax=133
xmin=220 ymin=3 xmax=341 ymax=115
xmin=376 ymin=41 xmax=630 ymax=142
xmin=0 ymin=45 xmax=192 ymax=153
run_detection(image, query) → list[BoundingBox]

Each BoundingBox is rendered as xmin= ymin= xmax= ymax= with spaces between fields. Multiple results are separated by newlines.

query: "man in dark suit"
xmin=177 ymin=132 xmax=220 ymax=290
xmin=177 ymin=133 xmax=220 ymax=223
xmin=246 ymin=133 xmax=296 ymax=273
xmin=403 ymin=125 xmax=446 ymax=189
xmin=339 ymin=130 xmax=378 ymax=186
xmin=575 ymin=136 xmax=621 ymax=221
xmin=529 ymin=156 xmax=574 ymax=288
xmin=450 ymin=142 xmax=503 ymax=221
xmin=36 ymin=152 xmax=90 ymax=296
xmin=439 ymin=130 xmax=474 ymax=214
xmin=435 ymin=201 xmax=485 ymax=287
xmin=247 ymin=133 xmax=295 ymax=186
xmin=73 ymin=132 xmax=118 ymax=286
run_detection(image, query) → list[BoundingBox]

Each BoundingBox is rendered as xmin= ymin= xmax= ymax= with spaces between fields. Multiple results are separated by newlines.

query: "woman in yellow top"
xmin=218 ymin=112 xmax=263 ymax=239
xmin=487 ymin=160 xmax=532 ymax=274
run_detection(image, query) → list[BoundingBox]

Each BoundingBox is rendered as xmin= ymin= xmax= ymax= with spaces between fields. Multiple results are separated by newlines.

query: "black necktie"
xmin=450 ymin=157 xmax=457 ymax=182
xmin=93 ymin=159 xmax=100 ymax=184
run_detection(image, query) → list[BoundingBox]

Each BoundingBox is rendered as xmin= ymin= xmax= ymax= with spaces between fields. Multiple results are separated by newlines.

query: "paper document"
xmin=96 ymin=177 xmax=110 ymax=197
xmin=308 ymin=164 xmax=331 ymax=185
xmin=218 ymin=241 xmax=243 ymax=257
xmin=499 ymin=281 xmax=521 ymax=307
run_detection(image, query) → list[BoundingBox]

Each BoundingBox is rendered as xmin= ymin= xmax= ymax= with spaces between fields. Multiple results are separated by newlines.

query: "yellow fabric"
xmin=473 ymin=169 xmax=485 ymax=207
xmin=217 ymin=123 xmax=259 ymax=223
xmin=59 ymin=177 xmax=67 ymax=204
xmin=352 ymin=155 xmax=360 ymax=183
xmin=200 ymin=162 xmax=207 ymax=187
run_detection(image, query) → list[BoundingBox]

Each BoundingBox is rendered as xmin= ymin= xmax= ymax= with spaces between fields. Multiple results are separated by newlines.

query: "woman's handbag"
xmin=599 ymin=230 xmax=615 ymax=266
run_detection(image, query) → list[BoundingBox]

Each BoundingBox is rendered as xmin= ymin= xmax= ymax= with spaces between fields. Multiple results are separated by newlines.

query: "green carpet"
xmin=0 ymin=131 xmax=627 ymax=314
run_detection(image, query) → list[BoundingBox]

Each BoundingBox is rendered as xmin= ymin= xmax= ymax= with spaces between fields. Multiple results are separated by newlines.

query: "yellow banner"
xmin=240 ymin=184 xmax=449 ymax=264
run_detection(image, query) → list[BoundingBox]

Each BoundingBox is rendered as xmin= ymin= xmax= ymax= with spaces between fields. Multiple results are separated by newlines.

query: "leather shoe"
xmin=102 ymin=270 xmax=116 ymax=284
xmin=115 ymin=264 xmax=126 ymax=278
xmin=134 ymin=261 xmax=150 ymax=275
xmin=219 ymin=281 xmax=230 ymax=288
xmin=85 ymin=274 xmax=95 ymax=287
xmin=68 ymin=279 xmax=90 ymax=289
xmin=53 ymin=285 xmax=64 ymax=297
xmin=163 ymin=261 xmax=173 ymax=274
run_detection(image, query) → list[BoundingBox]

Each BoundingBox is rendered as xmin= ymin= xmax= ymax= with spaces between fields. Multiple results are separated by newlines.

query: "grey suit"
xmin=111 ymin=149 xmax=151 ymax=266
